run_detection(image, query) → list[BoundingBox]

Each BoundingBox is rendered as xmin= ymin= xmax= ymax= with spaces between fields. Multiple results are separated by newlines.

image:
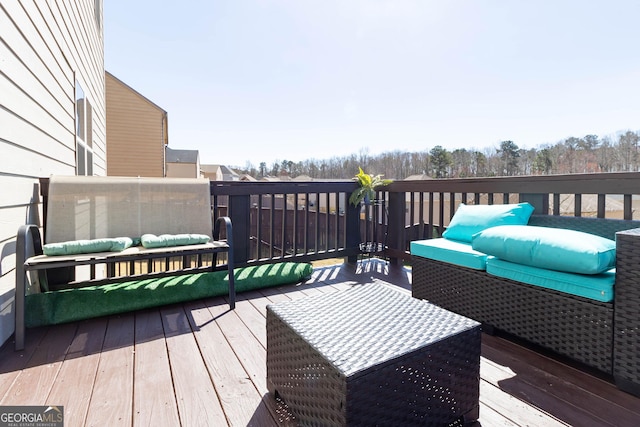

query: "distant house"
xmin=201 ymin=164 xmax=240 ymax=181
xmin=260 ymin=176 xmax=286 ymax=182
xmin=0 ymin=0 xmax=105 ymax=345
xmin=201 ymin=164 xmax=221 ymax=180
xmin=165 ymin=147 xmax=201 ymax=178
xmin=105 ymin=71 xmax=168 ymax=177
xmin=405 ymin=173 xmax=432 ymax=180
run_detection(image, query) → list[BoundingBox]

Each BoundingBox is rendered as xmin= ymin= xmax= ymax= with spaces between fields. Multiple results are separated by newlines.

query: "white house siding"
xmin=0 ymin=1 xmax=105 ymax=346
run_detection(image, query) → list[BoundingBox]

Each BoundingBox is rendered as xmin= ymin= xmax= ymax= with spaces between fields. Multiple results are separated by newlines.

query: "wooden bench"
xmin=15 ymin=175 xmax=235 ymax=350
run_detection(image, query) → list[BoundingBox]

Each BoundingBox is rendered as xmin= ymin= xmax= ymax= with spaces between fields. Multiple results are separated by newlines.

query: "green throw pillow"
xmin=442 ymin=202 xmax=534 ymax=243
xmin=43 ymin=237 xmax=134 ymax=256
xmin=140 ymin=233 xmax=211 ymax=249
xmin=471 ymin=225 xmax=616 ymax=274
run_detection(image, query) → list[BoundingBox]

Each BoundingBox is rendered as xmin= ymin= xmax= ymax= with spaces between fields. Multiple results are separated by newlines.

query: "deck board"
xmin=186 ymin=297 xmax=270 ymax=426
xmin=132 ymin=310 xmax=181 ymax=427
xmin=46 ymin=318 xmax=106 ymax=426
xmin=1 ymin=322 xmax=77 ymax=405
xmin=1 ymin=260 xmax=639 ymax=426
xmin=84 ymin=314 xmax=135 ymax=427
xmin=161 ymin=304 xmax=228 ymax=427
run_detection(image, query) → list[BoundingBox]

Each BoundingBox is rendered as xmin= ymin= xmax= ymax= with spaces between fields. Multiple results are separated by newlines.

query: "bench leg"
xmin=215 ymin=216 xmax=236 ymax=310
xmin=227 ymin=256 xmax=235 ymax=310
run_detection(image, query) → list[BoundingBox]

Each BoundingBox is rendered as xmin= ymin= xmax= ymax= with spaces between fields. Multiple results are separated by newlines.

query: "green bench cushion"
xmin=43 ymin=237 xmax=134 ymax=256
xmin=140 ymin=233 xmax=211 ymax=248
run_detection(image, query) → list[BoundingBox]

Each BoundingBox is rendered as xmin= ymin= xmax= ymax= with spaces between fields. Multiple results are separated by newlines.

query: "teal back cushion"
xmin=442 ymin=202 xmax=534 ymax=243
xmin=472 ymin=225 xmax=616 ymax=274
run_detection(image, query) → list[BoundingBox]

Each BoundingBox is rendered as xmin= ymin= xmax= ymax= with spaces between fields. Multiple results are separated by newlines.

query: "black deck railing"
xmin=211 ymin=172 xmax=640 ymax=267
xmin=209 ymin=181 xmax=360 ymax=267
xmin=36 ymin=173 xmax=640 ymax=269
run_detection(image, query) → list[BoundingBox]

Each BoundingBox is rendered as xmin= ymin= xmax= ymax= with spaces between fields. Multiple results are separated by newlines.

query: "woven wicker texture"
xmin=412 ymin=256 xmax=613 ymax=372
xmin=612 ymin=229 xmax=640 ymax=396
xmin=267 ymin=283 xmax=481 ymax=426
xmin=412 ymin=215 xmax=640 ymax=396
xmin=528 ymin=214 xmax=640 ymax=240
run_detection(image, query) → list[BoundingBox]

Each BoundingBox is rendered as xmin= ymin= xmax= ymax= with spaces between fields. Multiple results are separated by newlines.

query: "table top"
xmin=267 ymin=282 xmax=480 ymax=377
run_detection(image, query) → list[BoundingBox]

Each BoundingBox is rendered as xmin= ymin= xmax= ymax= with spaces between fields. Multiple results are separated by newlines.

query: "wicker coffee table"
xmin=266 ymin=283 xmax=481 ymax=426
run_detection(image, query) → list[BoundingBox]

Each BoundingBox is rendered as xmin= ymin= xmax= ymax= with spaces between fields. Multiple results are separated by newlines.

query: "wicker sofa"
xmin=411 ymin=214 xmax=640 ymax=397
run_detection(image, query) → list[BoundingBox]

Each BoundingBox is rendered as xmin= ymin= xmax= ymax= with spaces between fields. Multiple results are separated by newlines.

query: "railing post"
xmin=386 ymin=191 xmax=405 ymax=265
xmin=345 ymin=202 xmax=360 ymax=263
xmin=520 ymin=193 xmax=549 ymax=215
xmin=229 ymin=194 xmax=251 ymax=265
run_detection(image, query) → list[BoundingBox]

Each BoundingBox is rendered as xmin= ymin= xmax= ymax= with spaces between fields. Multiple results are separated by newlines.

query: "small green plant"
xmin=349 ymin=167 xmax=392 ymax=206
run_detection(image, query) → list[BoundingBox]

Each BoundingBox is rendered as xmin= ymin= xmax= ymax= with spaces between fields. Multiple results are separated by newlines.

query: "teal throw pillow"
xmin=442 ymin=202 xmax=534 ymax=243
xmin=471 ymin=225 xmax=616 ymax=274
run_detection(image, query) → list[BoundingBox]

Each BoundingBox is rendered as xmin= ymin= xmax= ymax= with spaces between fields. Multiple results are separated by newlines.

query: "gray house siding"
xmin=0 ymin=0 xmax=105 ymax=345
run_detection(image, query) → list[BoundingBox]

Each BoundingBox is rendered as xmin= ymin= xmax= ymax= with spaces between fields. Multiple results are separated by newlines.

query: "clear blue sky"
xmin=104 ymin=1 xmax=640 ymax=169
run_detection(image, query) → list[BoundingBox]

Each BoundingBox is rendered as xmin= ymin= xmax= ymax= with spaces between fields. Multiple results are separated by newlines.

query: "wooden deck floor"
xmin=1 ymin=259 xmax=638 ymax=426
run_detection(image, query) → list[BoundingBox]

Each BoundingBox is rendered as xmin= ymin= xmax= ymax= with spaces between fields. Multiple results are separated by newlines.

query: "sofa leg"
xmin=481 ymin=323 xmax=495 ymax=335
xmin=615 ymin=376 xmax=640 ymax=397
xmin=462 ymin=404 xmax=480 ymax=425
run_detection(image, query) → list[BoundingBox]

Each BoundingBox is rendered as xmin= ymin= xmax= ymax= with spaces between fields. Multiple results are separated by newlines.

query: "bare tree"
xmin=497 ymin=141 xmax=520 ymax=176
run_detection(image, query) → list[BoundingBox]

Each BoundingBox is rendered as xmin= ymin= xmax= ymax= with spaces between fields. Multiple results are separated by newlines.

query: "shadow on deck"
xmin=0 ymin=259 xmax=638 ymax=426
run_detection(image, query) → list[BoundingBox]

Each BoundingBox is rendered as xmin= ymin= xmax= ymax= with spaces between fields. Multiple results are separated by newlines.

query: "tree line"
xmin=233 ymin=129 xmax=640 ymax=181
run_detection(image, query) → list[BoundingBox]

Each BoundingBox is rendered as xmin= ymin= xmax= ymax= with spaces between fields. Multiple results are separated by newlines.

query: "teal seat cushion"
xmin=410 ymin=238 xmax=489 ymax=270
xmin=43 ymin=237 xmax=134 ymax=256
xmin=472 ymin=225 xmax=616 ymax=274
xmin=486 ymin=257 xmax=615 ymax=302
xmin=442 ymin=203 xmax=534 ymax=243
xmin=141 ymin=233 xmax=211 ymax=248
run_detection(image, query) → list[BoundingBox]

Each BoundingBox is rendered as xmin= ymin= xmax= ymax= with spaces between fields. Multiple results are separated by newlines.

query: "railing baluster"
xmin=418 ymin=192 xmax=424 ymax=240
xmin=624 ymin=194 xmax=633 ymax=220
xmin=598 ymin=194 xmax=606 ymax=219
xmin=270 ymin=194 xmax=275 ymax=259
xmin=282 ymin=192 xmax=288 ymax=257
xmin=293 ymin=193 xmax=299 ymax=256
xmin=428 ymin=192 xmax=434 ymax=238
xmin=449 ymin=192 xmax=456 ymax=222
xmin=257 ymin=194 xmax=263 ymax=259
xmin=304 ymin=193 xmax=309 ymax=254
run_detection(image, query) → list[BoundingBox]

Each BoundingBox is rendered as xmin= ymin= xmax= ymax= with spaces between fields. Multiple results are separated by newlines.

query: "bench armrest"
xmin=213 ymin=216 xmax=233 ymax=244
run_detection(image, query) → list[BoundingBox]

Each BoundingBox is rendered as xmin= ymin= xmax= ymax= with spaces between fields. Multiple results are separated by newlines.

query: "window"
xmin=75 ymin=80 xmax=94 ymax=175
